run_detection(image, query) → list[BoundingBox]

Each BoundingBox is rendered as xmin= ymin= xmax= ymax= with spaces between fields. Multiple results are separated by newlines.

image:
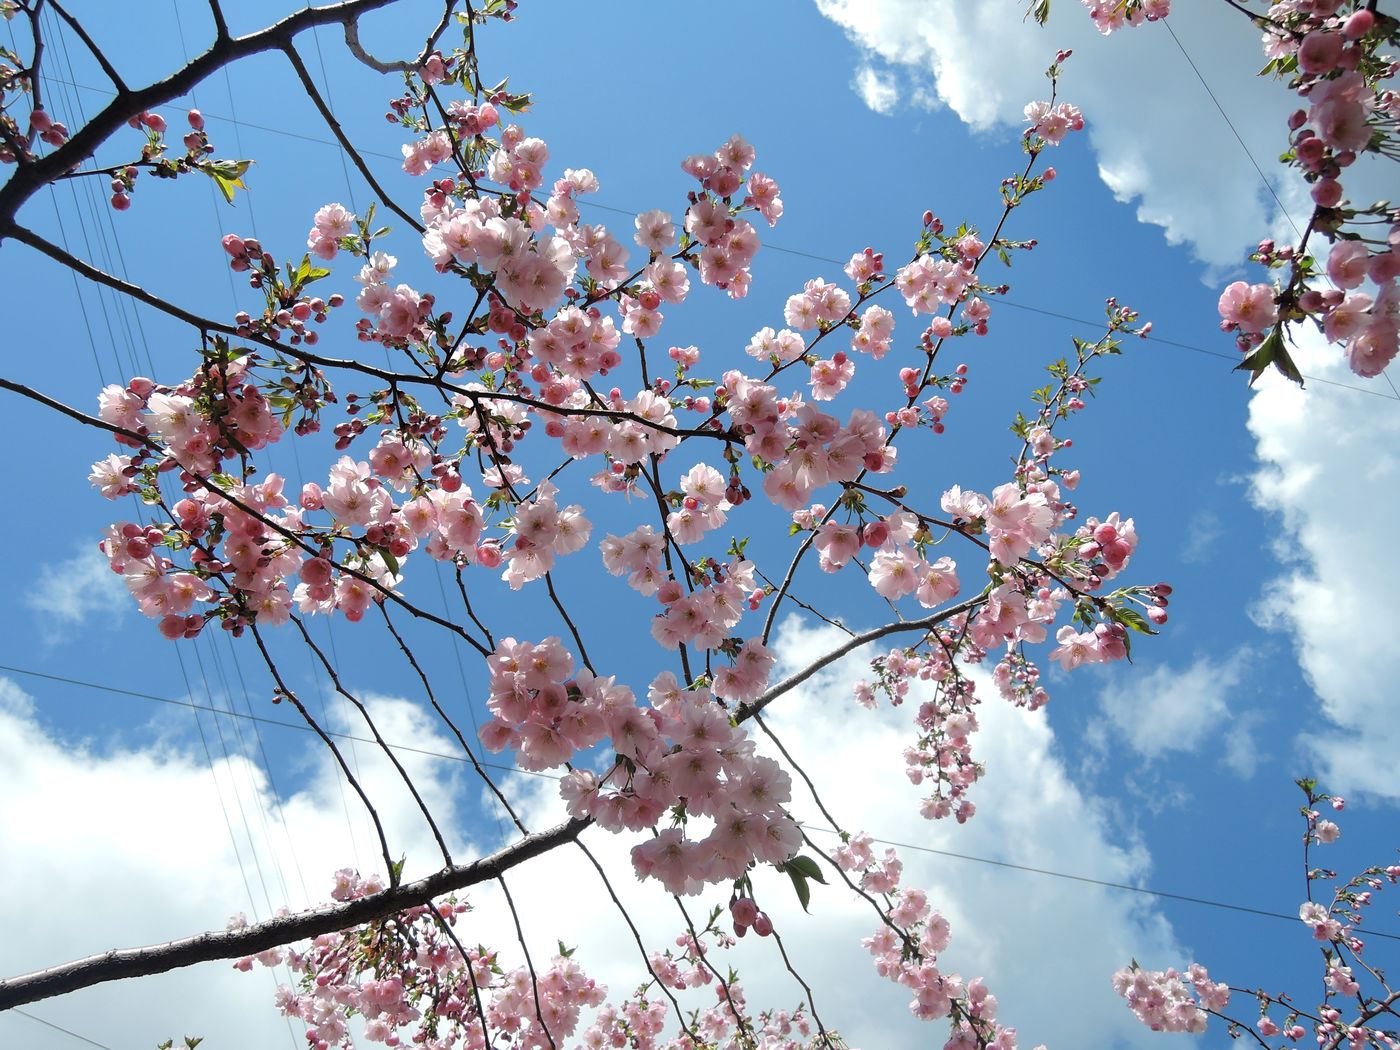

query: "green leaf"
xmin=786 ymin=866 xmax=812 ymax=912
xmin=1114 ymin=605 xmax=1158 ymax=636
xmin=202 ymin=159 xmax=253 ymax=204
xmin=786 ymin=855 xmax=827 ymax=884
xmin=294 ymin=254 xmax=331 ymax=288
xmin=1234 ymin=325 xmax=1303 ymax=387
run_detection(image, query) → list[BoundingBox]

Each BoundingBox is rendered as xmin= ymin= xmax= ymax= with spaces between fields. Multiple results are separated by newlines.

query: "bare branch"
xmin=281 ymin=42 xmax=426 ymax=235
xmin=0 ymin=0 xmax=402 ymax=228
xmin=206 ymin=0 xmax=230 ymax=42
xmin=47 ymin=0 xmax=128 ymax=92
xmin=343 ymin=0 xmax=457 ymax=73
xmin=0 ymin=817 xmax=590 ymax=1009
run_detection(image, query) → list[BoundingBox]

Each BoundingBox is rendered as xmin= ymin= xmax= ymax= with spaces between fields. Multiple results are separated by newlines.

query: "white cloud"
xmin=25 ymin=545 xmax=128 ymax=638
xmin=1181 ymin=509 xmax=1223 ymax=564
xmin=853 ymin=65 xmax=899 ymax=114
xmin=483 ymin=619 xmax=1186 ymax=1048
xmin=1247 ymin=329 xmax=1400 ymax=801
xmin=1096 ymin=651 xmax=1249 ymax=761
xmin=0 ymin=678 xmax=475 ymax=1050
xmin=0 ymin=615 xmax=1191 ymax=1049
xmin=814 ymin=0 xmax=1296 ymax=267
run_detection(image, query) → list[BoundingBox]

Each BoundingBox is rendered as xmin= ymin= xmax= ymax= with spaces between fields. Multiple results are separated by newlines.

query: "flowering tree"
xmin=0 ymin=1 xmax=1394 ymax=1048
xmin=1040 ymin=0 xmax=1400 ymax=385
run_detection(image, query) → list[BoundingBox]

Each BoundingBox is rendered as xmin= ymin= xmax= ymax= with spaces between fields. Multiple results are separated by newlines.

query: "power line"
xmin=6 ymin=660 xmax=1397 ymax=941
xmin=30 ymin=75 xmax=1396 ymax=402
xmin=10 ymin=1008 xmax=117 ymax=1050
xmin=799 ymin=825 xmax=1400 ymax=943
xmin=1160 ymin=16 xmax=1301 ymax=240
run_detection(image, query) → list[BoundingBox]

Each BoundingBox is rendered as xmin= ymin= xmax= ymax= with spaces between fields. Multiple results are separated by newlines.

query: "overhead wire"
xmin=23 ymin=12 xmax=267 ymax=932
xmin=7 ymin=659 xmax=1400 ymax=943
xmin=1159 ymin=14 xmax=1399 ymax=400
xmin=28 ymin=72 xmax=1399 ymax=400
xmin=9 ymin=1008 xmax=118 ymax=1050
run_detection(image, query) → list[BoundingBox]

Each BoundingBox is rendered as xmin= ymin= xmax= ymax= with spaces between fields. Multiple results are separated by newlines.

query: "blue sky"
xmin=1 ymin=1 xmax=1397 ymax=1048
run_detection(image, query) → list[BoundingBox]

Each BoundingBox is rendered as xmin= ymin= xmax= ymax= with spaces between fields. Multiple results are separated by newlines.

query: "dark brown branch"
xmin=0 ymin=0 xmax=402 ymax=227
xmin=248 ymin=622 xmax=397 ymax=881
xmin=377 ymin=603 xmax=527 ymax=834
xmin=206 ymin=0 xmax=230 ymax=42
xmin=571 ymin=839 xmax=696 ymax=1042
xmin=290 ymin=614 xmax=455 ymax=868
xmin=1 ymin=220 xmax=734 ymax=444
xmin=740 ymin=595 xmax=986 ymax=722
xmin=0 ymin=815 xmax=589 ymax=1010
xmin=0 ymin=374 xmax=495 ymax=658
xmin=281 ymin=43 xmax=425 ymax=235
xmin=497 ymin=874 xmax=557 ymax=1050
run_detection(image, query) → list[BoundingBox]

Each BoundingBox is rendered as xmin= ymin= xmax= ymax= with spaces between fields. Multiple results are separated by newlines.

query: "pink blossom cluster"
xmin=859 ymin=646 xmax=987 ymax=823
xmin=307 ymin=202 xmax=355 ymax=261
xmin=1196 ymin=2 xmax=1397 ymax=378
xmin=1022 ymin=99 xmax=1085 ymax=146
xmin=836 ymin=837 xmax=1033 ymax=1047
xmin=242 ymin=871 xmax=603 ymax=1050
xmin=1117 ymin=785 xmax=1400 ymax=1044
xmin=1110 ymin=962 xmax=1227 ymax=1034
xmin=646 ymin=558 xmax=762 ymax=658
xmin=583 ymin=918 xmax=819 ymax=1049
xmin=1081 ymin=0 xmax=1170 ymax=35
xmin=739 ymin=396 xmax=895 ymax=511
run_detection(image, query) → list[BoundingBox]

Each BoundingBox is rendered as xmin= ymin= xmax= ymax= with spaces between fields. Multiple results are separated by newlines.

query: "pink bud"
xmin=141 ymin=112 xmax=167 ymax=134
xmin=1342 ymin=9 xmax=1374 ymax=39
xmin=222 ymin=233 xmax=247 ymax=257
xmin=28 ymin=108 xmax=52 ymax=133
xmin=1312 ymin=179 xmax=1343 ymax=208
xmin=188 ymin=108 xmax=205 ymax=131
xmin=862 ymin=521 xmax=889 ymax=548
xmin=752 ymin=913 xmax=773 ymax=937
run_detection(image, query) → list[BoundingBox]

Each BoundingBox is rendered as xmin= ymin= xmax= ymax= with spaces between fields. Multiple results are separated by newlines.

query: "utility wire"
xmin=28 ymin=74 xmax=1397 ymax=401
xmin=1161 ymin=16 xmax=1301 ymax=240
xmin=9 ymin=1008 xmax=118 ymax=1050
xmin=7 ymin=660 xmax=1399 ymax=942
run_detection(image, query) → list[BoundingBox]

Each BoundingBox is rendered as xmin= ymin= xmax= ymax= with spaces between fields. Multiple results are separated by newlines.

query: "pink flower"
xmin=1217 ymin=281 xmax=1277 ymax=334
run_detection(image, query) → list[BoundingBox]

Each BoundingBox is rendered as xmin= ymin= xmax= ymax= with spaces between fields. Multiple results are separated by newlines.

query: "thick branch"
xmin=0 ymin=816 xmax=589 ymax=1010
xmin=0 ymin=0 xmax=400 ymax=228
xmin=737 ymin=594 xmax=985 ymax=721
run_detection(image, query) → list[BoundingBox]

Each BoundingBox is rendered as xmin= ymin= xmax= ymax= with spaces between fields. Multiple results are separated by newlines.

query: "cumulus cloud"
xmin=0 ymin=678 xmax=474 ymax=1049
xmin=853 ymin=65 xmax=899 ymax=114
xmin=813 ymin=0 xmax=1295 ymax=268
xmin=1247 ymin=329 xmax=1400 ymax=801
xmin=0 ymin=616 xmax=1190 ymax=1048
xmin=483 ymin=619 xmax=1185 ymax=1048
xmin=25 ymin=545 xmax=128 ymax=639
xmin=1096 ymin=651 xmax=1251 ymax=763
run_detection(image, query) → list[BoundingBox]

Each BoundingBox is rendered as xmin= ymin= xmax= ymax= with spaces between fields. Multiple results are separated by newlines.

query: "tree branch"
xmin=46 ymin=0 xmax=128 ymax=92
xmin=0 ymin=0 xmax=401 ymax=228
xmin=343 ymin=0 xmax=457 ymax=73
xmin=0 ymin=816 xmax=590 ymax=1010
